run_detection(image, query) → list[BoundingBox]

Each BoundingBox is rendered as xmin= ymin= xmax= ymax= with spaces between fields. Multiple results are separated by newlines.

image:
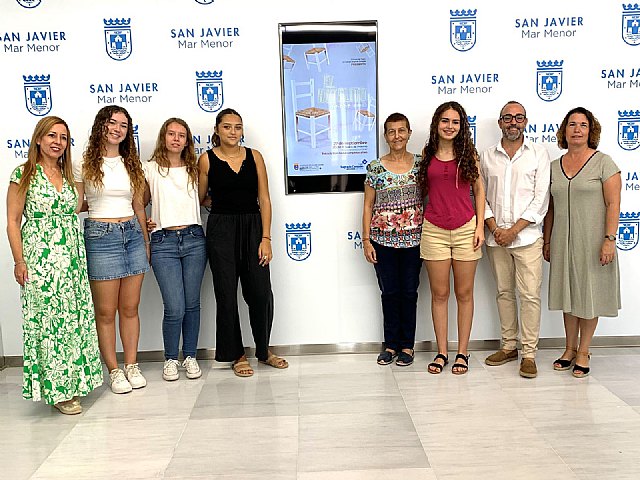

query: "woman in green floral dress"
xmin=6 ymin=116 xmax=103 ymax=415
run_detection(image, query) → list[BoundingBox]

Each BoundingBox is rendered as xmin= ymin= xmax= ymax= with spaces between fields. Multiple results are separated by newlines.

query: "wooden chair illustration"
xmin=354 ymin=94 xmax=376 ymax=131
xmin=283 ymin=44 xmax=295 ymax=71
xmin=304 ymin=43 xmax=329 ymax=72
xmin=291 ymin=78 xmax=330 ymax=148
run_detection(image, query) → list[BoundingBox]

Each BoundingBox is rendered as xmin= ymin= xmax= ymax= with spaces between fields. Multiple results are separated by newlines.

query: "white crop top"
xmin=73 ymin=156 xmax=135 ymax=218
xmin=142 ymin=161 xmax=202 ymax=232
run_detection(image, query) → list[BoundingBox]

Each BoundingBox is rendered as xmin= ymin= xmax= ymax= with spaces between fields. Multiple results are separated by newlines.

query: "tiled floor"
xmin=2 ymin=348 xmax=640 ymax=479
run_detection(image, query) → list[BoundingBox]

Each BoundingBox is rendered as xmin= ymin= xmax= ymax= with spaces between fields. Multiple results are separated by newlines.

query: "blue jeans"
xmin=150 ymin=225 xmax=207 ymax=359
xmin=372 ymin=242 xmax=422 ymax=351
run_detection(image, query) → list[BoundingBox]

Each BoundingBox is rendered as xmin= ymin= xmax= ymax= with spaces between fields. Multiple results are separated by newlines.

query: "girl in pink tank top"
xmin=417 ymin=101 xmax=485 ymax=375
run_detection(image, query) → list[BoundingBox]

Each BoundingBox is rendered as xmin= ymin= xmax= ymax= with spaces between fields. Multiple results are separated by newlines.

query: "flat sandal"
xmin=452 ymin=353 xmax=470 ymax=375
xmin=428 ymin=353 xmax=448 ymax=374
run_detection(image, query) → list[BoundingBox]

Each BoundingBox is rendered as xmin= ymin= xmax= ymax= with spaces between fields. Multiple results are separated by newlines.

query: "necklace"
xmin=220 ymin=146 xmax=243 ymax=160
xmin=103 ymin=156 xmax=121 ymax=171
xmin=40 ymin=162 xmax=61 ymax=178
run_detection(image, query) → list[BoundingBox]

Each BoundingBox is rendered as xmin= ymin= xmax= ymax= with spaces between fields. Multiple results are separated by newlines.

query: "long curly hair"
xmin=556 ymin=106 xmax=601 ymax=150
xmin=82 ymin=105 xmax=144 ymax=200
xmin=148 ymin=117 xmax=198 ymax=188
xmin=418 ymin=101 xmax=478 ymax=194
xmin=18 ymin=116 xmax=74 ymax=195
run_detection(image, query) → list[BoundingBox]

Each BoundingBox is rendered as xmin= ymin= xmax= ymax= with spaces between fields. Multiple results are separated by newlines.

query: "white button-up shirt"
xmin=480 ymin=139 xmax=551 ymax=248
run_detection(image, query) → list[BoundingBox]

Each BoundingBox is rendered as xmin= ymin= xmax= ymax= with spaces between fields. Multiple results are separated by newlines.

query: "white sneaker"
xmin=109 ymin=368 xmax=132 ymax=394
xmin=124 ymin=363 xmax=147 ymax=389
xmin=163 ymin=359 xmax=180 ymax=381
xmin=182 ymin=356 xmax=202 ymax=379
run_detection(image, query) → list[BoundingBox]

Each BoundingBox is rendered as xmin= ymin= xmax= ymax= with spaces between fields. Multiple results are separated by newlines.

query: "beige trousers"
xmin=485 ymin=237 xmax=543 ymax=358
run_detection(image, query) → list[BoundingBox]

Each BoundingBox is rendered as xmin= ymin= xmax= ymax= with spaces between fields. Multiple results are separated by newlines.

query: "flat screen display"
xmin=280 ymin=22 xmax=378 ymax=194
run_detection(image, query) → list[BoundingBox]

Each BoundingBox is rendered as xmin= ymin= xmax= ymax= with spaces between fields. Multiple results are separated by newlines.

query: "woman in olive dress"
xmin=543 ymin=107 xmax=621 ymax=378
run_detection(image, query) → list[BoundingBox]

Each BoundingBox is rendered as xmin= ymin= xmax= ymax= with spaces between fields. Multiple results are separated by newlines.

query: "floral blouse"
xmin=365 ymin=155 xmax=423 ymax=248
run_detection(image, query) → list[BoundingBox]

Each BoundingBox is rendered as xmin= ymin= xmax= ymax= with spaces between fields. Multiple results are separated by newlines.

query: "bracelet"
xmin=362 ymin=238 xmax=371 ymax=242
xmin=543 ymin=242 xmax=550 ymax=245
xmin=14 ymin=259 xmax=26 ymax=266
xmin=262 ymin=236 xmax=271 ymax=241
xmin=144 ymin=240 xmax=151 ymax=245
xmin=491 ymin=227 xmax=498 ymax=234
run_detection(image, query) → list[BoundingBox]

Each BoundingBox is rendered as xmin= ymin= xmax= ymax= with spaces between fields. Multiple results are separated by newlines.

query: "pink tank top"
xmin=424 ymin=156 xmax=475 ymax=230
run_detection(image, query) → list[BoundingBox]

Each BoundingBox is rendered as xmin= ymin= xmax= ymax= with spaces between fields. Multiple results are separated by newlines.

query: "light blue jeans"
xmin=150 ymin=225 xmax=207 ymax=359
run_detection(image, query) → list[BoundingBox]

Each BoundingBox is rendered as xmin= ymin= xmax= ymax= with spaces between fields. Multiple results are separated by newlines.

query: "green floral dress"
xmin=11 ymin=165 xmax=103 ymax=405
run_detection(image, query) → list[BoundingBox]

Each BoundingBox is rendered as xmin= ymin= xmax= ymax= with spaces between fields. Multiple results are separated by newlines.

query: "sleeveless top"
xmin=207 ymin=148 xmax=260 ymax=214
xmin=424 ymin=156 xmax=475 ymax=230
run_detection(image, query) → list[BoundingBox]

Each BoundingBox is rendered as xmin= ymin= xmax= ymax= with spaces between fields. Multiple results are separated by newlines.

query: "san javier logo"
xmin=16 ymin=0 xmax=41 ymax=8
xmin=601 ymin=66 xmax=640 ymax=89
xmin=430 ymin=72 xmax=499 ymax=95
xmin=1 ymin=30 xmax=66 ymax=54
xmin=514 ymin=15 xmax=583 ymax=39
xmin=104 ymin=18 xmax=132 ymax=61
xmin=196 ymin=71 xmax=223 ymax=113
xmin=89 ymin=81 xmax=158 ymax=105
xmin=618 ymin=110 xmax=640 ymax=151
xmin=170 ymin=25 xmax=239 ymax=50
xmin=194 ymin=0 xmax=215 ymax=4
xmin=536 ymin=60 xmax=563 ymax=102
xmin=286 ymin=223 xmax=312 ymax=261
xmin=450 ymin=9 xmax=476 ymax=52
xmin=618 ymin=212 xmax=640 ymax=251
xmin=622 ymin=3 xmax=640 ymax=46
xmin=23 ymin=74 xmax=51 ymax=116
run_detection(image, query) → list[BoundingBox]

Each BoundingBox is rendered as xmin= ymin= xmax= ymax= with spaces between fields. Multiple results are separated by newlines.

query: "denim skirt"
xmin=84 ymin=217 xmax=150 ymax=281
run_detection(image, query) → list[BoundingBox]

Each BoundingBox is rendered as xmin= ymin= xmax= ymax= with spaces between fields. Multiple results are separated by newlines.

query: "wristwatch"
xmin=604 ymin=234 xmax=616 ymax=241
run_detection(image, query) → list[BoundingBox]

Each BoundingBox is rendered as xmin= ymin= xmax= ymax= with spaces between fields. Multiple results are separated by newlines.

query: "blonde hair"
xmin=18 ymin=116 xmax=73 ymax=195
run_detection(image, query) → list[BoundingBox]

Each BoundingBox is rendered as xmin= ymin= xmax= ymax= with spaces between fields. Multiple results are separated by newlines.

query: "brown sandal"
xmin=259 ymin=354 xmax=289 ymax=369
xmin=232 ymin=359 xmax=254 ymax=377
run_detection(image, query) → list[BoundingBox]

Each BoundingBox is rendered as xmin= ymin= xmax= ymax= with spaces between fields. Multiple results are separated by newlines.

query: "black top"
xmin=207 ymin=148 xmax=260 ymax=214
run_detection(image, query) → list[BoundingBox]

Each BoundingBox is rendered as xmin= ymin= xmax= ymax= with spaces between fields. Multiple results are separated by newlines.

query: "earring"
xmin=240 ymin=135 xmax=245 ymax=145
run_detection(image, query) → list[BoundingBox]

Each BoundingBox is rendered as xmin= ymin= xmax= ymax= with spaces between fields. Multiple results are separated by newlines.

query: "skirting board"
xmin=2 ymin=336 xmax=640 ymax=369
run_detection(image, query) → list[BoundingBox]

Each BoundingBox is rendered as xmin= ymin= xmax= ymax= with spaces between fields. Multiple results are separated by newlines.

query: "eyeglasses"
xmin=500 ymin=114 xmax=526 ymax=123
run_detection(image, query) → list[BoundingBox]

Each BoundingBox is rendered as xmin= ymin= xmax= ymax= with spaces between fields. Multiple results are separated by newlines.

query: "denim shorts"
xmin=84 ymin=217 xmax=150 ymax=281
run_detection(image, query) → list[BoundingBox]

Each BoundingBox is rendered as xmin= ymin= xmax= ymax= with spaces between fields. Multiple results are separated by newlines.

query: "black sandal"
xmin=376 ymin=350 xmax=397 ymax=366
xmin=553 ymin=347 xmax=577 ymax=371
xmin=428 ymin=353 xmax=449 ymax=374
xmin=572 ymin=351 xmax=591 ymax=378
xmin=396 ymin=349 xmax=414 ymax=367
xmin=452 ymin=353 xmax=470 ymax=375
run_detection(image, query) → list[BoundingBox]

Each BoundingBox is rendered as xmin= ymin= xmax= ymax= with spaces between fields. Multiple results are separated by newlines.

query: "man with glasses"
xmin=480 ymin=101 xmax=551 ymax=378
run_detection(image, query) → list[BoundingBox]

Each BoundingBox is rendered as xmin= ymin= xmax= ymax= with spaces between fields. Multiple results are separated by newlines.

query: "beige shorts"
xmin=420 ymin=216 xmax=482 ymax=261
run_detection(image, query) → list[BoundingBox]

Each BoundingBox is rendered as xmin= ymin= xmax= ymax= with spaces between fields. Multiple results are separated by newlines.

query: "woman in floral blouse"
xmin=362 ymin=113 xmax=423 ymax=367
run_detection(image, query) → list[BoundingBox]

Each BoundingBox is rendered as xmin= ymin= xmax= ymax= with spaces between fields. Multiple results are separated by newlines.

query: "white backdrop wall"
xmin=1 ymin=0 xmax=638 ymax=357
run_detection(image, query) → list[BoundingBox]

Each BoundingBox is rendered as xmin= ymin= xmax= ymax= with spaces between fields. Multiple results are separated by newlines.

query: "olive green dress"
xmin=11 ymin=165 xmax=103 ymax=405
xmin=548 ymin=151 xmax=621 ymax=318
